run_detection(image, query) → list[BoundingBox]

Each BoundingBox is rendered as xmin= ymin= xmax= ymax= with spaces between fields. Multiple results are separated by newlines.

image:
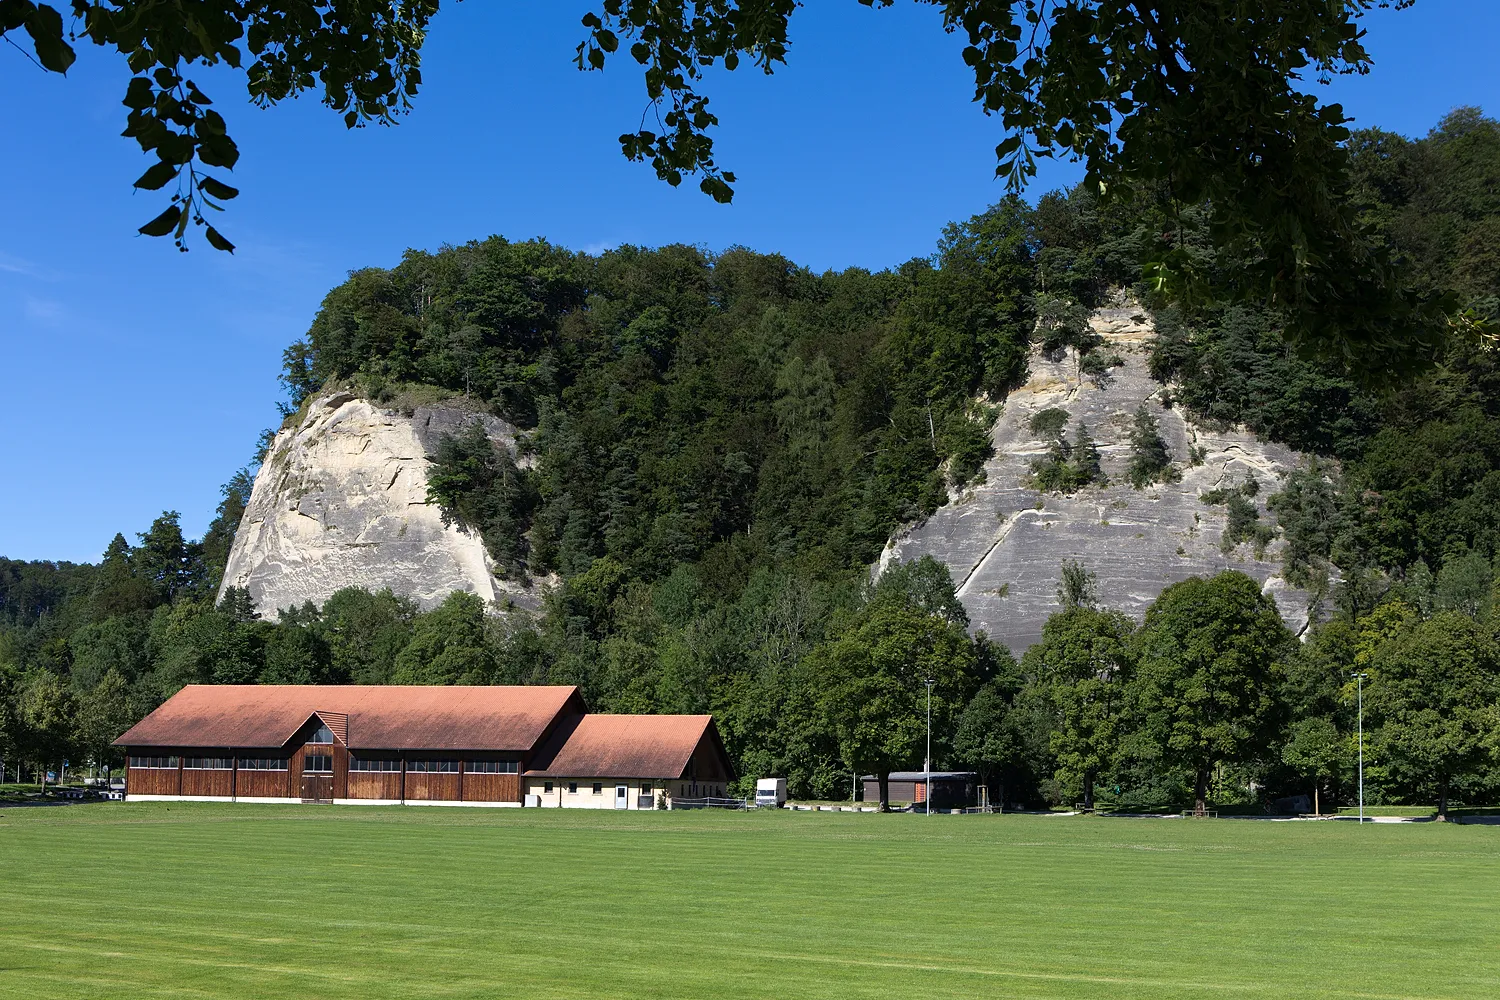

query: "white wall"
xmin=525 ymin=779 xmax=658 ymax=809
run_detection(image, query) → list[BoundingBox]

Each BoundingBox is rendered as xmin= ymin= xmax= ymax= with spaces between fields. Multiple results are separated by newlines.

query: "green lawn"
xmin=0 ymin=804 xmax=1496 ymax=1000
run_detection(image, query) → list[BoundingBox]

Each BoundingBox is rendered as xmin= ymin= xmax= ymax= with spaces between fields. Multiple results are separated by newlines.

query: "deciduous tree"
xmin=1128 ymin=571 xmax=1291 ymax=815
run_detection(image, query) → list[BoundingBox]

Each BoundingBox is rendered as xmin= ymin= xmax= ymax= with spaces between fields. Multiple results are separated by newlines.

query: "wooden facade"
xmin=118 ymin=685 xmax=726 ymax=809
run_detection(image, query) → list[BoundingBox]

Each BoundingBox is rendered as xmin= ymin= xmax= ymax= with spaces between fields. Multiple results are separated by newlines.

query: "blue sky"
xmin=2 ymin=1 xmax=1497 ymax=564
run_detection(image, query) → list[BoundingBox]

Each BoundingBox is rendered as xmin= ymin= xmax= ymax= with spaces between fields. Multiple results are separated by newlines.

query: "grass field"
xmin=0 ymin=804 xmax=1496 ymax=1000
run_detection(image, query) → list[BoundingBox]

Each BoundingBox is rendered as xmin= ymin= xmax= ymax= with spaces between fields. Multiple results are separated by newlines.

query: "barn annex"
xmin=115 ymin=685 xmax=733 ymax=808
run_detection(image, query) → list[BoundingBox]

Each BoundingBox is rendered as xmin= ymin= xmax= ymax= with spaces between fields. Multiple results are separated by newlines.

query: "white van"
xmin=755 ymin=777 xmax=787 ymax=808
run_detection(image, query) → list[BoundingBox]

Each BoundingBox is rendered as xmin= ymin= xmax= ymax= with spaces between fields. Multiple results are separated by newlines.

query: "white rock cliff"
xmin=219 ymin=392 xmax=537 ymax=616
xmin=882 ymin=306 xmax=1318 ymax=653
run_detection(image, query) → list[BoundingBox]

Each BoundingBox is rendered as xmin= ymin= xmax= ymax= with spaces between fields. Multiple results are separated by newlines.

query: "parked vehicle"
xmin=755 ymin=778 xmax=787 ymax=808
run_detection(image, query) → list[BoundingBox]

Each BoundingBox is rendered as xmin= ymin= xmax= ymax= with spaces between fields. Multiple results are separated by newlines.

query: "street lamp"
xmin=924 ymin=678 xmax=935 ymax=817
xmin=1352 ymin=671 xmax=1368 ymax=824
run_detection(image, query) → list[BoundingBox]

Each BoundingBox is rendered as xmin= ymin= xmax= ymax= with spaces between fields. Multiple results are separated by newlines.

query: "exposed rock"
xmin=881 ymin=306 xmax=1318 ymax=654
xmin=219 ymin=393 xmax=541 ymax=616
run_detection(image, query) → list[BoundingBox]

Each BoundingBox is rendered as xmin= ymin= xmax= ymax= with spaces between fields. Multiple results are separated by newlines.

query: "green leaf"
xmin=199 ymin=176 xmax=239 ymax=200
xmin=134 ymin=161 xmax=180 ymax=191
xmin=24 ymin=6 xmax=75 ymax=74
xmin=204 ymin=226 xmax=236 ymax=253
xmin=138 ymin=205 xmax=182 ymax=238
xmin=123 ymin=78 xmax=155 ymax=111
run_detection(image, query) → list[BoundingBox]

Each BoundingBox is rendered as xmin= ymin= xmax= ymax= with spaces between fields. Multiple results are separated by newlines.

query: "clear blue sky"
xmin=2 ymin=2 xmax=1497 ymax=564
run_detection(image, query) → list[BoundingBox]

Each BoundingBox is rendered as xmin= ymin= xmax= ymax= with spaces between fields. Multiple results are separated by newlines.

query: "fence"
xmin=670 ymin=796 xmax=749 ymax=810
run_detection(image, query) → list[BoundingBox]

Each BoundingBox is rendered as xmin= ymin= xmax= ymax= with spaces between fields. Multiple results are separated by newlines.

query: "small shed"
xmin=862 ymin=771 xmax=978 ymax=810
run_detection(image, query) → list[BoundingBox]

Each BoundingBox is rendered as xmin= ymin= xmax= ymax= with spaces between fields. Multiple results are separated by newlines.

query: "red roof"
xmin=115 ymin=685 xmax=583 ymax=751
xmin=524 ymin=714 xmax=724 ymax=779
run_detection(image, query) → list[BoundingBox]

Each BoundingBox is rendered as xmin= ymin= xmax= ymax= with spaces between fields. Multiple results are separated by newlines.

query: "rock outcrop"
xmin=219 ymin=392 xmax=539 ymax=616
xmin=881 ymin=306 xmax=1317 ymax=653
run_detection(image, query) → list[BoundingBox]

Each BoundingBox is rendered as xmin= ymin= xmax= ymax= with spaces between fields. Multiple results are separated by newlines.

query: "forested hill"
xmin=3 ymin=109 xmax=1499 ymax=811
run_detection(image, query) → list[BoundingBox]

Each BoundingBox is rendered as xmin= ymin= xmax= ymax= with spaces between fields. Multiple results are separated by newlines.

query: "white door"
xmin=615 ymin=784 xmax=628 ymax=809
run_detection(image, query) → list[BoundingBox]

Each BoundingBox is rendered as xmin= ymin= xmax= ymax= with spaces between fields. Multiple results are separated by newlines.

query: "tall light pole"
xmin=1352 ymin=671 xmax=1368 ymax=824
xmin=925 ymin=678 xmax=935 ymax=817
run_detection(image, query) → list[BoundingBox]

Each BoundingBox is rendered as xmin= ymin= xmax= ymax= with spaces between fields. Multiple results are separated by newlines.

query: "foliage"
xmin=1055 ymin=561 xmax=1097 ymax=611
xmin=1126 ymin=404 xmax=1178 ymax=489
xmin=575 ymin=1 xmax=1454 ymax=363
xmin=10 ymin=1 xmax=1481 ymax=369
xmin=1029 ymin=413 xmax=1105 ymax=494
xmin=1127 ymin=572 xmax=1293 ymax=813
xmin=1023 ymin=606 xmax=1134 ymax=810
xmin=425 ymin=422 xmax=540 ymax=580
xmin=1199 ymin=479 xmax=1275 ymax=555
xmin=1367 ymin=611 xmax=1500 ymax=817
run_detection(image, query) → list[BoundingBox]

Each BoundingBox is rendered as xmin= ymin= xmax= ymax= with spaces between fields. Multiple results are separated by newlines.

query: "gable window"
xmin=307 ymin=723 xmax=335 ymax=745
xmin=465 ymin=761 xmax=519 ymax=774
xmin=350 ymin=758 xmax=400 ymax=772
xmin=304 ymin=755 xmax=333 ymax=773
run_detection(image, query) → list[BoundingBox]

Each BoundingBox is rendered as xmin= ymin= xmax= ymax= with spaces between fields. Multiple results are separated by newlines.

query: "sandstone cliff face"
xmin=881 ymin=307 xmax=1316 ymax=653
xmin=219 ymin=392 xmax=539 ymax=616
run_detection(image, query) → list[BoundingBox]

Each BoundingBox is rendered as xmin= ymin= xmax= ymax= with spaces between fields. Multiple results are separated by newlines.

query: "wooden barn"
xmin=115 ymin=685 xmax=733 ymax=808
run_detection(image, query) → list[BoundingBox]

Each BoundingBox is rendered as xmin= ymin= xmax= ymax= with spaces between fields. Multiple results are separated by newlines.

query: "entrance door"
xmin=615 ymin=784 xmax=628 ymax=809
xmin=301 ymin=753 xmax=333 ymax=802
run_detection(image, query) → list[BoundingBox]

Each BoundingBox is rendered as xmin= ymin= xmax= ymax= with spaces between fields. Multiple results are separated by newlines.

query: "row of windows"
xmin=347 ymin=759 xmax=519 ymax=773
xmin=465 ymin=761 xmax=520 ymax=774
xmin=184 ymin=758 xmax=233 ymax=770
xmin=350 ymin=758 xmax=400 ymax=772
xmin=541 ymin=782 xmax=654 ymax=795
xmin=408 ymin=760 xmax=459 ymax=773
xmin=132 ymin=755 xmax=522 ymax=772
xmin=129 ymin=756 xmax=179 ymax=769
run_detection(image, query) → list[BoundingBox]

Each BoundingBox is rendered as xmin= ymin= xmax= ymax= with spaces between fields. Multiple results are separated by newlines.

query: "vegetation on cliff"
xmin=3 ymin=109 xmax=1500 ymax=812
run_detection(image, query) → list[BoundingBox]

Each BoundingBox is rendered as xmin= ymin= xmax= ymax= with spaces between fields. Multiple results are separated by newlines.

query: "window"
xmin=408 ymin=760 xmax=459 ymax=773
xmin=307 ymin=723 xmax=334 ymax=745
xmin=544 ymin=781 xmax=554 ymax=793
xmin=350 ymin=758 xmax=400 ymax=772
xmin=238 ymin=758 xmax=288 ymax=771
xmin=592 ymin=782 xmax=603 ymax=795
xmin=567 ymin=782 xmax=578 ymax=794
xmin=304 ymin=755 xmax=333 ymax=773
xmin=129 ymin=756 xmax=179 ymax=769
xmin=465 ymin=761 xmax=519 ymax=774
xmin=183 ymin=758 xmax=232 ymax=770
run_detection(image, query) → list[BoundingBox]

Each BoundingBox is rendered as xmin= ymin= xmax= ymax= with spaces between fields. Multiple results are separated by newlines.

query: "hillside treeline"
xmin=3 ymin=109 xmax=1499 ymax=813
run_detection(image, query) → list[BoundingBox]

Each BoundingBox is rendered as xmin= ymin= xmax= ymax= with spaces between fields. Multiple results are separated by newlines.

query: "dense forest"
xmin=3 ymin=110 xmax=1498 ymax=814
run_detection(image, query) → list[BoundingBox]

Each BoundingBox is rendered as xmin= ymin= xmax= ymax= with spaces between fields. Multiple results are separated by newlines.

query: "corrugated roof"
xmin=115 ymin=685 xmax=583 ymax=751
xmin=524 ymin=714 xmax=720 ymax=779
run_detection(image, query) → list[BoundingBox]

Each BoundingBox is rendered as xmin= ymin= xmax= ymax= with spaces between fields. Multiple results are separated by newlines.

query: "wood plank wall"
xmin=404 ymin=772 xmax=461 ymax=801
xmin=237 ymin=768 xmax=292 ymax=798
xmin=181 ymin=767 xmax=234 ymax=797
xmin=462 ymin=773 xmax=521 ymax=803
xmin=126 ymin=762 xmax=181 ymax=796
xmin=126 ymin=749 xmax=525 ymax=803
xmin=345 ymin=772 xmax=402 ymax=800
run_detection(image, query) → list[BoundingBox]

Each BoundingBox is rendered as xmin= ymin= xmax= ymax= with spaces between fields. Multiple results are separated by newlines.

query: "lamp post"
xmin=924 ymin=678 xmax=935 ymax=817
xmin=1352 ymin=671 xmax=1368 ymax=824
